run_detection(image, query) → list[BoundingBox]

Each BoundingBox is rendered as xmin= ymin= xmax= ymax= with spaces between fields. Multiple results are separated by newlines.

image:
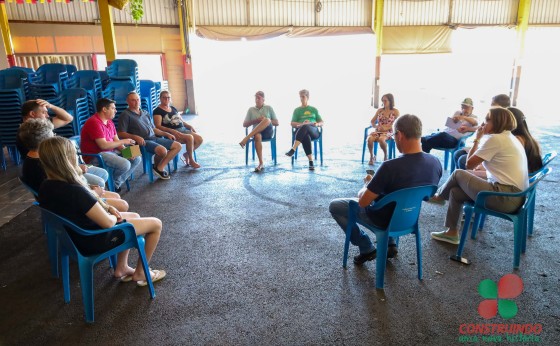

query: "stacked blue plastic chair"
xmin=46 ymin=88 xmax=89 ymax=138
xmin=39 ymin=207 xmax=156 ymax=323
xmin=106 ymin=59 xmax=139 ymax=91
xmin=64 ymin=64 xmax=77 ymax=78
xmin=98 ymin=70 xmax=111 ymax=90
xmin=0 ymin=68 xmax=28 ymax=166
xmin=154 ymin=81 xmax=162 ymax=98
xmin=140 ymin=80 xmax=157 ymax=115
xmin=27 ymin=63 xmax=69 ymax=100
xmin=101 ymin=80 xmax=136 ymax=126
xmin=66 ymin=70 xmax=102 ymax=116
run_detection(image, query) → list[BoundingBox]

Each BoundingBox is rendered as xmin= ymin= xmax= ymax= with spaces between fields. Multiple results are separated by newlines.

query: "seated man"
xmin=152 ymin=90 xmax=203 ymax=168
xmin=421 ymin=98 xmax=478 ymax=153
xmin=81 ymin=98 xmax=142 ymax=192
xmin=118 ymin=92 xmax=181 ymax=180
xmin=16 ymin=99 xmax=73 ymax=158
xmin=239 ymin=91 xmax=279 ymax=172
xmin=17 ymin=98 xmax=108 ymax=188
xmin=454 ymin=94 xmax=511 ymax=170
xmin=19 ymin=118 xmax=128 ymax=212
xmin=329 ymin=114 xmax=442 ymax=264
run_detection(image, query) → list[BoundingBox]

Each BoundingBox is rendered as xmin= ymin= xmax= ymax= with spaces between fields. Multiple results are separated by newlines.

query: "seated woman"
xmin=153 ymin=90 xmax=202 ymax=168
xmin=430 ymin=107 xmax=529 ymax=245
xmin=367 ymin=93 xmax=400 ymax=164
xmin=455 ymin=107 xmax=543 ymax=175
xmin=285 ymin=89 xmax=324 ymax=171
xmin=38 ymin=136 xmax=166 ymax=285
xmin=19 ymin=119 xmax=128 ymax=212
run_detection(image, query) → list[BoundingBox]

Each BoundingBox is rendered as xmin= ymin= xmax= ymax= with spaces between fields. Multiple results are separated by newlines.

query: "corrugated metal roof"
xmin=4 ymin=0 xmax=560 ymax=28
xmin=5 ymin=0 xmax=179 ymax=26
xmin=530 ymin=0 xmax=560 ymax=25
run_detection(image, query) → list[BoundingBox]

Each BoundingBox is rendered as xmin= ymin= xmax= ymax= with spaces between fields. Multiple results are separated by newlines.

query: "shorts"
xmin=260 ymin=124 xmax=274 ymax=140
xmin=144 ymin=136 xmax=175 ymax=154
xmin=175 ymin=127 xmax=192 ymax=135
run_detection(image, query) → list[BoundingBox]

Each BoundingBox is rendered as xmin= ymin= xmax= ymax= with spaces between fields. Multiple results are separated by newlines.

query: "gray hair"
xmin=394 ymin=114 xmax=422 ymax=139
xmin=18 ymin=118 xmax=55 ymax=151
xmin=299 ymin=89 xmax=309 ymax=98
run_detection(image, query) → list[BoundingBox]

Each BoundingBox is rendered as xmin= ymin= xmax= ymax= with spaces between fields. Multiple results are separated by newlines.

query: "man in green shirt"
xmin=239 ymin=91 xmax=279 ymax=172
xmin=285 ymin=89 xmax=324 ymax=170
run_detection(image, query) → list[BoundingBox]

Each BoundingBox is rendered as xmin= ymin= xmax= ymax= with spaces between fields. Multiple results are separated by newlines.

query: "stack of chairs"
xmin=27 ymin=63 xmax=69 ymax=100
xmin=66 ymin=70 xmax=102 ymax=116
xmin=48 ymin=88 xmax=89 ymax=138
xmin=101 ymin=80 xmax=136 ymax=126
xmin=99 ymin=70 xmax=111 ymax=90
xmin=106 ymin=59 xmax=139 ymax=91
xmin=0 ymin=68 xmax=29 ymax=167
xmin=140 ymin=80 xmax=157 ymax=115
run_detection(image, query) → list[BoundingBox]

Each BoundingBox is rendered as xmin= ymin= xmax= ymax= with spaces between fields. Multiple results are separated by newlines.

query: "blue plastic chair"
xmin=361 ymin=125 xmax=396 ymax=163
xmin=69 ymin=136 xmax=130 ymax=193
xmin=433 ymin=132 xmax=474 ymax=173
xmin=343 ymin=185 xmax=437 ymax=289
xmin=19 ymin=178 xmax=60 ymax=278
xmin=1 ymin=139 xmax=6 ymax=171
xmin=245 ymin=126 xmax=277 ymax=166
xmin=39 ymin=207 xmax=155 ymax=323
xmin=456 ymin=167 xmax=551 ymax=269
xmin=291 ymin=127 xmax=323 ymax=166
xmin=526 ymin=152 xmax=556 ymax=236
xmin=140 ymin=146 xmax=179 ymax=183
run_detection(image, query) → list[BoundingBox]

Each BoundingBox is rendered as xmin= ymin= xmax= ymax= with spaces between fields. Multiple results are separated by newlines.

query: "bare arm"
xmin=118 ymin=131 xmax=145 ymax=146
xmin=357 ymin=175 xmax=379 ymax=208
xmin=94 ymin=136 xmax=134 ymax=151
xmin=37 ymin=99 xmax=73 ymax=128
xmin=153 ymin=127 xmax=175 ymax=140
xmin=85 ymin=202 xmax=118 ymax=229
xmin=370 ymin=109 xmax=381 ymax=128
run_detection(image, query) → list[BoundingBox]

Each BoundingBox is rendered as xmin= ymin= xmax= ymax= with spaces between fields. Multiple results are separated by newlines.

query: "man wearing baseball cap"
xmin=421 ymin=97 xmax=478 ymax=153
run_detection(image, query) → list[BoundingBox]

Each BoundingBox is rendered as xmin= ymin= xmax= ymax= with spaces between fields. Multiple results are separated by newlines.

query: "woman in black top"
xmin=152 ymin=90 xmax=203 ymax=168
xmin=38 ymin=137 xmax=166 ymax=286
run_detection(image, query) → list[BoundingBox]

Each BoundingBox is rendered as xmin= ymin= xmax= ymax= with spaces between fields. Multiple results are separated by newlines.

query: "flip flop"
xmin=136 ymin=269 xmax=167 ymax=287
xmin=254 ymin=165 xmax=264 ymax=172
xmin=239 ymin=142 xmax=246 ymax=149
xmin=117 ymin=274 xmax=133 ymax=283
xmin=179 ymin=154 xmax=188 ymax=166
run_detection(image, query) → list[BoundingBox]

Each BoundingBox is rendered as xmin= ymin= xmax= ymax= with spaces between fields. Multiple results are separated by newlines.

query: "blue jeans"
xmin=421 ymin=132 xmax=458 ymax=153
xmin=83 ymin=166 xmax=109 ymax=187
xmin=329 ymin=198 xmax=396 ymax=254
xmin=93 ymin=152 xmax=142 ymax=189
xmin=454 ymin=149 xmax=468 ymax=170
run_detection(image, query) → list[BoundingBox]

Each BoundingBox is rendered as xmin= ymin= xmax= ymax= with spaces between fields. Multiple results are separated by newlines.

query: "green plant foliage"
xmin=129 ymin=0 xmax=144 ymax=22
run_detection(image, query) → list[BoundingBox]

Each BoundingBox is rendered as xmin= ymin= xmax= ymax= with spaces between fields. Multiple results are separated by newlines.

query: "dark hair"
xmin=96 ymin=98 xmax=116 ymax=113
xmin=508 ymin=107 xmax=543 ymax=173
xmin=18 ymin=118 xmax=54 ymax=151
xmin=491 ymin=94 xmax=511 ymax=107
xmin=21 ymin=100 xmax=41 ymax=118
xmin=487 ymin=107 xmax=516 ymax=134
xmin=382 ymin=93 xmax=395 ymax=110
xmin=394 ymin=114 xmax=422 ymax=139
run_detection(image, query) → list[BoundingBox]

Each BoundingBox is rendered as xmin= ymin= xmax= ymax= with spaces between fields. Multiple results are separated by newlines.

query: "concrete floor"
xmin=0 ymin=133 xmax=559 ymax=345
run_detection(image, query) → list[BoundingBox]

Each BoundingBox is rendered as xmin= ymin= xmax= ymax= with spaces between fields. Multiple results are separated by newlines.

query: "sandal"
xmin=179 ymin=154 xmax=189 ymax=166
xmin=152 ymin=165 xmax=170 ymax=180
xmin=254 ymin=165 xmax=264 ymax=172
xmin=137 ymin=269 xmax=167 ymax=287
